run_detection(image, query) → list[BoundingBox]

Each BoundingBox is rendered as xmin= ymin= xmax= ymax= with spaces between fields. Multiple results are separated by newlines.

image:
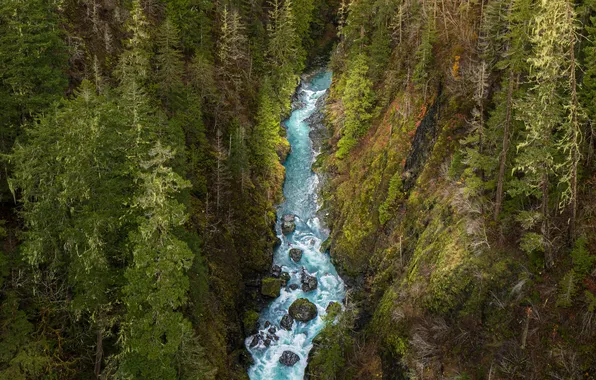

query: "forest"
xmin=0 ymin=0 xmax=594 ymax=379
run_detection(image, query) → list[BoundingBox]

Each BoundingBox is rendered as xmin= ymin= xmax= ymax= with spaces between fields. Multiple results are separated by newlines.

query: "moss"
xmin=242 ymin=311 xmax=260 ymax=335
xmin=261 ymin=277 xmax=282 ymax=298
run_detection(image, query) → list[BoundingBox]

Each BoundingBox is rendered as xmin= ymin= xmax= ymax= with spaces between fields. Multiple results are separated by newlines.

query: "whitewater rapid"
xmin=246 ymin=71 xmax=346 ymax=379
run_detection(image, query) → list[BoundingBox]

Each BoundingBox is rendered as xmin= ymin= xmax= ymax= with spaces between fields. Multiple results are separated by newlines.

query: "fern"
xmin=557 ymin=270 xmax=578 ymax=308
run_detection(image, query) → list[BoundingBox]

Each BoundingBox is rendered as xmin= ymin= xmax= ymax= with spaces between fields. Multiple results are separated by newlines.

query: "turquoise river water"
xmin=246 ymin=71 xmax=346 ymax=379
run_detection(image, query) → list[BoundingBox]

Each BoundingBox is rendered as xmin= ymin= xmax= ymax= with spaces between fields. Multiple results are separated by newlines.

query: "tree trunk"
xmin=541 ymin=171 xmax=553 ymax=268
xmin=94 ymin=327 xmax=103 ymax=378
xmin=567 ymin=2 xmax=579 ymax=242
xmin=494 ymin=71 xmax=515 ymax=222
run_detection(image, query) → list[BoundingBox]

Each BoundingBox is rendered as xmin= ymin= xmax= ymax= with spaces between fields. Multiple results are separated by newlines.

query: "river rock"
xmin=279 ymin=351 xmax=300 ymax=367
xmin=268 ymin=326 xmax=277 ymax=335
xmin=280 ymin=272 xmax=291 ymax=286
xmin=289 ymin=298 xmax=318 ymax=322
xmin=261 ymin=278 xmax=282 ymax=298
xmin=289 ymin=248 xmax=303 ymax=262
xmin=249 ymin=335 xmax=260 ymax=348
xmin=288 ymin=283 xmax=300 ymax=291
xmin=271 ymin=265 xmax=282 ymax=277
xmin=281 ymin=214 xmax=296 ymax=234
xmin=264 ymin=321 xmax=271 ymax=329
xmin=301 ymin=269 xmax=318 ymax=292
xmin=280 ymin=314 xmax=294 ymax=330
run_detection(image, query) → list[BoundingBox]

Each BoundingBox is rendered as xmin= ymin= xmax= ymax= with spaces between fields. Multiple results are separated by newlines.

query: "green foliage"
xmin=336 ymin=53 xmax=374 ymax=159
xmin=251 ymin=80 xmax=283 ymax=175
xmin=308 ymin=305 xmax=355 ymax=379
xmin=119 ymin=143 xmax=194 ymax=380
xmin=367 ymin=26 xmax=392 ymax=82
xmin=0 ymin=292 xmax=50 ymax=379
xmin=413 ymin=19 xmax=436 ymax=88
xmin=519 ymin=232 xmax=544 ymax=255
xmin=0 ymin=0 xmax=68 ymax=154
xmin=379 ymin=171 xmax=404 ymax=225
xmin=580 ymin=0 xmax=596 ymax=122
xmin=571 ymin=236 xmax=595 ymax=276
xmin=261 ymin=277 xmax=282 ymax=298
xmin=557 ymin=270 xmax=578 ymax=308
xmin=267 ymin=0 xmax=304 ymax=113
xmin=163 ymin=0 xmax=214 ymax=54
xmin=154 ymin=18 xmax=185 ymax=110
xmin=11 ymin=81 xmax=129 ymax=311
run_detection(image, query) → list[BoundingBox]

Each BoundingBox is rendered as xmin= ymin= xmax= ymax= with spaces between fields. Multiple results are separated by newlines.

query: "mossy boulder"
xmin=261 ymin=277 xmax=282 ymax=298
xmin=326 ymin=301 xmax=341 ymax=316
xmin=289 ymin=298 xmax=318 ymax=322
xmin=243 ymin=310 xmax=260 ymax=335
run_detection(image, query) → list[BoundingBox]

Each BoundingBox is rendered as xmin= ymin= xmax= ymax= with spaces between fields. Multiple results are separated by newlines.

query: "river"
xmin=246 ymin=71 xmax=346 ymax=379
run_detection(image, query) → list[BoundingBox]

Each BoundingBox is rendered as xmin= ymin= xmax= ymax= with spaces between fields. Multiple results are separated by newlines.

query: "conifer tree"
xmin=251 ymin=79 xmax=283 ymax=175
xmin=0 ymin=0 xmax=67 ymax=154
xmin=155 ymin=17 xmax=185 ymax=111
xmin=217 ymin=6 xmax=249 ymax=111
xmin=336 ymin=53 xmax=375 ymax=159
xmin=488 ymin=0 xmax=533 ymax=221
xmin=267 ymin=0 xmax=303 ymax=112
xmin=413 ymin=18 xmax=436 ymax=93
xmin=114 ymin=0 xmax=154 ymax=147
xmin=119 ymin=143 xmax=194 ymax=379
xmin=11 ymin=80 xmax=131 ymax=376
xmin=513 ymin=0 xmax=579 ymax=267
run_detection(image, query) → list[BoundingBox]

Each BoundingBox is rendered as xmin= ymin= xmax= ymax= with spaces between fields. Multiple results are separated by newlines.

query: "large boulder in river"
xmin=301 ymin=275 xmax=318 ymax=292
xmin=281 ymin=214 xmax=296 ymax=234
xmin=280 ymin=313 xmax=294 ymax=330
xmin=301 ymin=268 xmax=318 ymax=292
xmin=261 ymin=277 xmax=282 ymax=298
xmin=289 ymin=298 xmax=318 ymax=322
xmin=289 ymin=248 xmax=303 ymax=262
xmin=279 ymin=351 xmax=300 ymax=367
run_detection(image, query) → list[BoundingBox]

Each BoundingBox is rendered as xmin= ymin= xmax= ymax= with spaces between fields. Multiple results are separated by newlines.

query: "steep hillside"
xmin=310 ymin=0 xmax=596 ymax=378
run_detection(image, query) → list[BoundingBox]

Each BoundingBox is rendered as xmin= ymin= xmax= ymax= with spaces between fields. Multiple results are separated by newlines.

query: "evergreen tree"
xmin=163 ymin=0 xmax=214 ymax=54
xmin=0 ymin=0 xmax=67 ymax=168
xmin=11 ymin=80 xmax=131 ymax=377
xmin=413 ymin=18 xmax=436 ymax=92
xmin=155 ymin=17 xmax=185 ymax=111
xmin=336 ymin=53 xmax=375 ymax=159
xmin=267 ymin=0 xmax=303 ymax=112
xmin=217 ymin=6 xmax=249 ymax=111
xmin=251 ymin=79 xmax=283 ymax=175
xmin=513 ymin=0 xmax=578 ymax=267
xmin=489 ymin=0 xmax=533 ymax=221
xmin=114 ymin=0 xmax=155 ymax=147
xmin=118 ymin=143 xmax=194 ymax=380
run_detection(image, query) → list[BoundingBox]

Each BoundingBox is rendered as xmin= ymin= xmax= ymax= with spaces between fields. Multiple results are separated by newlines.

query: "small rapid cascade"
xmin=246 ymin=71 xmax=346 ymax=379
